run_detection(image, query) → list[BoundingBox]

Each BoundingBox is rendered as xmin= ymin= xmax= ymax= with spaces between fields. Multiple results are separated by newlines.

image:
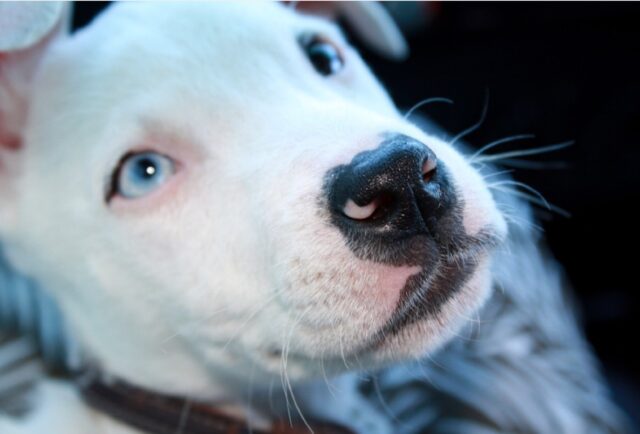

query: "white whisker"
xmin=282 ymin=307 xmax=315 ymax=433
xmin=267 ymin=377 xmax=276 ymax=416
xmin=247 ymin=361 xmax=256 ymax=434
xmin=279 ymin=335 xmax=292 ymax=427
xmin=174 ymin=400 xmax=191 ymax=434
xmin=320 ymin=354 xmax=337 ymax=398
xmin=222 ymin=291 xmax=282 ymax=351
xmin=161 ymin=306 xmax=230 ymax=348
xmin=499 ymin=207 xmax=545 ymax=232
xmin=469 ymin=134 xmax=535 ymax=162
xmin=489 ymin=180 xmax=552 ymax=210
xmin=338 ymin=331 xmax=350 ymax=371
xmin=403 ymin=97 xmax=454 ymax=121
xmin=373 ymin=375 xmax=404 ymax=427
xmin=481 ymin=169 xmax=515 ymax=181
xmin=497 ymin=158 xmax=570 ymax=170
xmin=492 ymin=186 xmax=571 ymax=218
xmin=475 ymin=140 xmax=574 ymax=163
xmin=420 ymin=350 xmax=448 ymax=375
xmin=450 ymin=89 xmax=489 ymax=147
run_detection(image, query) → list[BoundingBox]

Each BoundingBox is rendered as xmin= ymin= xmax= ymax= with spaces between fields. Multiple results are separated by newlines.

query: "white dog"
xmin=0 ymin=2 xmax=630 ymax=434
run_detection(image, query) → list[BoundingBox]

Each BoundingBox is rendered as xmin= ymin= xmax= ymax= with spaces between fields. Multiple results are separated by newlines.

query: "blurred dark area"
xmin=366 ymin=2 xmax=640 ymax=424
xmin=367 ymin=2 xmax=640 ymax=427
xmin=72 ymin=1 xmax=639 ymax=428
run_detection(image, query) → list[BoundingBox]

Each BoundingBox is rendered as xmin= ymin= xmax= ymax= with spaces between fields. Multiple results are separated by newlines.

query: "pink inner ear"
xmin=0 ymin=52 xmax=25 ymax=151
xmin=0 ymin=3 xmax=71 ymax=155
xmin=0 ymin=93 xmax=23 ymax=150
xmin=0 ymin=104 xmax=24 ymax=150
xmin=0 ymin=130 xmax=22 ymax=150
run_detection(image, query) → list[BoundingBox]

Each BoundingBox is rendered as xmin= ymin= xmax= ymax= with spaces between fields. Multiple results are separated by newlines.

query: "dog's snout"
xmin=327 ymin=134 xmax=456 ymax=240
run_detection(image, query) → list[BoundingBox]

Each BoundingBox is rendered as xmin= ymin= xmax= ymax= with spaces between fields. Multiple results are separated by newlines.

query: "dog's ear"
xmin=0 ymin=2 xmax=71 ymax=151
xmin=0 ymin=2 xmax=71 ymax=230
xmin=293 ymin=1 xmax=409 ymax=61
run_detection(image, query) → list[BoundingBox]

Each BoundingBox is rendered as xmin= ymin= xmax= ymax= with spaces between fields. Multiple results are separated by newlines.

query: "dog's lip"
xmin=367 ymin=227 xmax=503 ymax=349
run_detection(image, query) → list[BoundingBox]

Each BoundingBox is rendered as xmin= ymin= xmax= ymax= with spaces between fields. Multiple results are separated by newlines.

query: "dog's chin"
xmin=246 ymin=259 xmax=494 ymax=384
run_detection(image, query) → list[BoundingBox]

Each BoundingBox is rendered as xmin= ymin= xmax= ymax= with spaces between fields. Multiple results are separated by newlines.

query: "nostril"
xmin=422 ymin=157 xmax=437 ymax=183
xmin=343 ymin=198 xmax=378 ymax=220
xmin=342 ymin=192 xmax=395 ymax=222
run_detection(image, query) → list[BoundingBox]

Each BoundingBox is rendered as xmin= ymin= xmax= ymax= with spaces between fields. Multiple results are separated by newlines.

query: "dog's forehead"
xmin=77 ymin=2 xmax=337 ymax=88
xmin=26 ymin=2 xmax=352 ymax=158
xmin=116 ymin=2 xmax=328 ymax=33
xmin=67 ymin=1 xmax=341 ymax=87
xmin=102 ymin=2 xmax=331 ymax=39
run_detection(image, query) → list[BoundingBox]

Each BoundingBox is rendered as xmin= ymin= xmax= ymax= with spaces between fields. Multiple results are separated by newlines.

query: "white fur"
xmin=0 ymin=3 xmax=528 ymax=433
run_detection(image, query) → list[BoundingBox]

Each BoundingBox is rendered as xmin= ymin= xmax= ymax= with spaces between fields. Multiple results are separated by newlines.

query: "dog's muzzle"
xmin=323 ymin=133 xmax=498 ymax=338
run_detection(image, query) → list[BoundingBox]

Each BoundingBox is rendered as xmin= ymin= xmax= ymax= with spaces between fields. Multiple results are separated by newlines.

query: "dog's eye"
xmin=300 ymin=34 xmax=344 ymax=76
xmin=109 ymin=152 xmax=175 ymax=200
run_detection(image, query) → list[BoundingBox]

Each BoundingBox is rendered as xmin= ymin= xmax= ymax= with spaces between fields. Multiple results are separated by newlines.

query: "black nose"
xmin=326 ymin=134 xmax=456 ymax=241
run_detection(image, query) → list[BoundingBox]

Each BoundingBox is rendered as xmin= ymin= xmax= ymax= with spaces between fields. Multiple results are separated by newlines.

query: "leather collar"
xmin=77 ymin=372 xmax=355 ymax=434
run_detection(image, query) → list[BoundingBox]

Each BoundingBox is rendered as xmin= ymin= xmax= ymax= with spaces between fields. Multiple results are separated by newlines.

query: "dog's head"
xmin=0 ymin=3 xmax=506 ymax=397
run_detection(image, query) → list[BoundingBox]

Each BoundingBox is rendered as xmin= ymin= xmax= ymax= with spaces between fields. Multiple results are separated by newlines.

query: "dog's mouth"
xmin=258 ymin=227 xmax=501 ymax=371
xmin=370 ymin=228 xmax=501 ymax=345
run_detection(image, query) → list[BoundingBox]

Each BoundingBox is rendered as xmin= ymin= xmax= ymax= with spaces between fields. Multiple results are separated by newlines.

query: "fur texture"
xmin=0 ymin=2 xmax=629 ymax=433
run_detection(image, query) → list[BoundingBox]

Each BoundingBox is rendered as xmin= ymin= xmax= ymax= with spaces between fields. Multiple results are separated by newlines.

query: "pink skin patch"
xmin=372 ymin=264 xmax=422 ymax=309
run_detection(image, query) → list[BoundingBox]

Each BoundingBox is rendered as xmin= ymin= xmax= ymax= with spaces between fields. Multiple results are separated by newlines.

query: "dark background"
xmin=74 ymin=2 xmax=639 ymax=428
xmin=362 ymin=3 xmax=640 ymax=427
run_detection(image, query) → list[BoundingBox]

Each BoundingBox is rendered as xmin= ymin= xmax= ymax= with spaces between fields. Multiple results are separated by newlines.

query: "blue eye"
xmin=111 ymin=152 xmax=175 ymax=200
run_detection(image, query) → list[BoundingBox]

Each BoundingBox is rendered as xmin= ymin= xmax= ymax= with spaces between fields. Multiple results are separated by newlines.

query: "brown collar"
xmin=77 ymin=373 xmax=355 ymax=434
